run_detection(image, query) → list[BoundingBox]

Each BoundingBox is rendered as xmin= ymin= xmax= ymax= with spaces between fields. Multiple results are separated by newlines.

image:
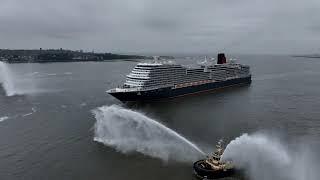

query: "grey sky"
xmin=0 ymin=0 xmax=319 ymax=54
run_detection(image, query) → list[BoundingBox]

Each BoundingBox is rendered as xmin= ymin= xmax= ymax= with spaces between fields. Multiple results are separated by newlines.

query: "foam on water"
xmin=22 ymin=112 xmax=33 ymax=117
xmin=222 ymin=133 xmax=320 ymax=180
xmin=0 ymin=116 xmax=9 ymax=122
xmin=80 ymin=102 xmax=87 ymax=107
xmin=26 ymin=72 xmax=39 ymax=76
xmin=47 ymin=73 xmax=57 ymax=76
xmin=92 ymin=105 xmax=205 ymax=163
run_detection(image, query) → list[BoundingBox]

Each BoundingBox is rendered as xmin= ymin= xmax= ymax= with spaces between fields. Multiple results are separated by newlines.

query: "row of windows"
xmin=126 ymin=74 xmax=246 ymax=88
xmin=128 ymin=71 xmax=248 ymax=81
xmin=125 ymin=71 xmax=249 ymax=88
xmin=136 ymin=66 xmax=182 ymax=70
xmin=131 ymin=71 xmax=150 ymax=73
xmin=132 ymin=66 xmax=248 ymax=75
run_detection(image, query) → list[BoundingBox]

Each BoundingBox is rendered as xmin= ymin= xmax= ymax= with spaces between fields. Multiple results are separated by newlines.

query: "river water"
xmin=0 ymin=55 xmax=320 ymax=180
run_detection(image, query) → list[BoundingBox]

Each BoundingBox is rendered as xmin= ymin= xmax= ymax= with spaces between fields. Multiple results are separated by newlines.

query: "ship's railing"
xmin=140 ymin=59 xmax=176 ymax=65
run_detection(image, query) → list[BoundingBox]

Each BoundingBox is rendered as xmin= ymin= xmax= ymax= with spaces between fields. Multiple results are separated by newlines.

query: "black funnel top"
xmin=217 ymin=53 xmax=227 ymax=64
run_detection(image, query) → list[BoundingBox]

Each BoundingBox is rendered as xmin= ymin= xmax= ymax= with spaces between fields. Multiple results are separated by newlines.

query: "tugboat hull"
xmin=193 ymin=160 xmax=235 ymax=179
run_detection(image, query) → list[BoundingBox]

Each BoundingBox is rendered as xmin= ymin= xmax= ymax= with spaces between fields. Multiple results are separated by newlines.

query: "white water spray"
xmin=0 ymin=62 xmax=16 ymax=96
xmin=0 ymin=62 xmax=43 ymax=96
xmin=222 ymin=133 xmax=320 ymax=180
xmin=93 ymin=105 xmax=204 ymax=163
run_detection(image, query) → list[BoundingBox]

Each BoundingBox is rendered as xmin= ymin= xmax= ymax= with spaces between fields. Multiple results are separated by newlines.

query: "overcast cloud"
xmin=0 ymin=0 xmax=319 ymax=54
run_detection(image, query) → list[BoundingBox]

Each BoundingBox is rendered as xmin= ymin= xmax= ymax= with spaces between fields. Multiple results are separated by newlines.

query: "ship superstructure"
xmin=108 ymin=53 xmax=251 ymax=101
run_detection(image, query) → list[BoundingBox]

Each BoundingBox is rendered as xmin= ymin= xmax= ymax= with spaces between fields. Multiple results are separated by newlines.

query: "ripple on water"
xmin=0 ymin=116 xmax=9 ymax=122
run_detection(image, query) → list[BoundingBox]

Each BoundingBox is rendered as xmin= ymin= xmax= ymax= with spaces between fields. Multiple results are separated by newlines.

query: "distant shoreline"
xmin=0 ymin=58 xmax=145 ymax=64
xmin=0 ymin=49 xmax=154 ymax=63
xmin=292 ymin=55 xmax=320 ymax=59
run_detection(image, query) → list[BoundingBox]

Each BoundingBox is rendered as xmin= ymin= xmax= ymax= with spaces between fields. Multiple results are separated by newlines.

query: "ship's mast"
xmin=153 ymin=56 xmax=160 ymax=63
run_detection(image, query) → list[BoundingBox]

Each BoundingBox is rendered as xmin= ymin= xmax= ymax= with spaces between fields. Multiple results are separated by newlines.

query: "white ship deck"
xmin=107 ymin=55 xmax=251 ymax=93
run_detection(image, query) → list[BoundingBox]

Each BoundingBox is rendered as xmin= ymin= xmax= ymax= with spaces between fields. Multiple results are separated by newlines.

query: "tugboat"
xmin=193 ymin=140 xmax=235 ymax=179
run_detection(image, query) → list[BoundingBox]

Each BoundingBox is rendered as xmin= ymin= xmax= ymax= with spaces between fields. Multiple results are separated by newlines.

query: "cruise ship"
xmin=107 ymin=53 xmax=251 ymax=102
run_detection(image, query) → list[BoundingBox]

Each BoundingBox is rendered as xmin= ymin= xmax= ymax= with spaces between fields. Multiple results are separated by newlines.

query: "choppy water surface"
xmin=0 ymin=55 xmax=320 ymax=180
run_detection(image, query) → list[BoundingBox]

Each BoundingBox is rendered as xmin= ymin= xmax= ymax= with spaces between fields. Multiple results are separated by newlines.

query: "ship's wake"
xmin=222 ymin=133 xmax=320 ymax=180
xmin=92 ymin=105 xmax=204 ymax=163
